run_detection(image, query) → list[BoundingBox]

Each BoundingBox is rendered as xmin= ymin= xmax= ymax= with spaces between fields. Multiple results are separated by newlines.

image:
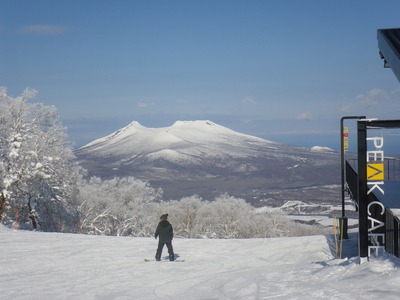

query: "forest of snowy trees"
xmin=0 ymin=88 xmax=329 ymax=238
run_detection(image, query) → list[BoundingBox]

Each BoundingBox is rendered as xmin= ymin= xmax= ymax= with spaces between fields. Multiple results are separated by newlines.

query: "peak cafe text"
xmin=366 ymin=136 xmax=385 ymax=257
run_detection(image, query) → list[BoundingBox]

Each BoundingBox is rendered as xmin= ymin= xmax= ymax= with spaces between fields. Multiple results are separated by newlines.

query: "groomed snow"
xmin=1 ymin=225 xmax=399 ymax=299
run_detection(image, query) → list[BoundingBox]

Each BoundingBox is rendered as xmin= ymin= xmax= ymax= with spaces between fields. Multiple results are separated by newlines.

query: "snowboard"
xmin=144 ymin=258 xmax=185 ymax=262
xmin=144 ymin=254 xmax=184 ymax=262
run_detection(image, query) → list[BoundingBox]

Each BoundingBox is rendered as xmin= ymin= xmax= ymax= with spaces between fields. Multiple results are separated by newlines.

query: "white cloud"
xmin=137 ymin=101 xmax=153 ymax=108
xmin=297 ymin=112 xmax=312 ymax=121
xmin=18 ymin=25 xmax=66 ymax=35
xmin=356 ymin=88 xmax=389 ymax=108
xmin=241 ymin=96 xmax=256 ymax=105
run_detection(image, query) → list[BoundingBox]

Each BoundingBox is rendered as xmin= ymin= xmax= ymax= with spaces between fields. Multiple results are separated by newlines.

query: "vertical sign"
xmin=343 ymin=126 xmax=349 ymax=153
xmin=357 ymin=119 xmax=400 ymax=261
xmin=366 ymin=136 xmax=385 ymax=257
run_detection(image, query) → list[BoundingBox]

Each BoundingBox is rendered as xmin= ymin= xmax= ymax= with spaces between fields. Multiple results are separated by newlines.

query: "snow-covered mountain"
xmin=75 ymin=120 xmax=341 ymax=205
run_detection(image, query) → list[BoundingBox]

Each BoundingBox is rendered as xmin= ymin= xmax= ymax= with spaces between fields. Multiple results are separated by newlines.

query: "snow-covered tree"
xmin=204 ymin=194 xmax=253 ymax=238
xmin=154 ymin=195 xmax=206 ymax=238
xmin=152 ymin=194 xmax=329 ymax=239
xmin=0 ymin=87 xmax=81 ymax=231
xmin=78 ymin=176 xmax=162 ymax=236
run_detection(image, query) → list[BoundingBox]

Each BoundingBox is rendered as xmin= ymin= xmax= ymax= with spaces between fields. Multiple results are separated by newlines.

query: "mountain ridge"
xmin=79 ymin=120 xmax=276 ymax=153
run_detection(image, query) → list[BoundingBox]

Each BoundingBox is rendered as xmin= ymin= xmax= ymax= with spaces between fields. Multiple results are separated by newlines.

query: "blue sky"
xmin=1 ymin=0 xmax=400 ymax=152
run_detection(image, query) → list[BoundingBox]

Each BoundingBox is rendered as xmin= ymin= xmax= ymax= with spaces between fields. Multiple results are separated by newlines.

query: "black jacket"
xmin=155 ymin=220 xmax=173 ymax=243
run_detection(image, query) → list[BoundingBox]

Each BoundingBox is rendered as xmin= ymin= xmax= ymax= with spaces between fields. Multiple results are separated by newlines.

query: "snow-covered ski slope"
xmin=1 ymin=225 xmax=399 ymax=299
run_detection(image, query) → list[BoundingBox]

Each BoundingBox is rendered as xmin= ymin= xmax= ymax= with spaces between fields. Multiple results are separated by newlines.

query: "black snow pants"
xmin=155 ymin=241 xmax=174 ymax=261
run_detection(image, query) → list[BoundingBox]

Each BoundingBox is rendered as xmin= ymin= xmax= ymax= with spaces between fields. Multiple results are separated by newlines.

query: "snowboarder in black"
xmin=154 ymin=213 xmax=174 ymax=261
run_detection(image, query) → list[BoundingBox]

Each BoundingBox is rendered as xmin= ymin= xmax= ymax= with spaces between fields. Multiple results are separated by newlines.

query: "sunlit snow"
xmin=310 ymin=146 xmax=335 ymax=152
xmin=1 ymin=224 xmax=399 ymax=299
xmin=78 ymin=120 xmax=276 ymax=156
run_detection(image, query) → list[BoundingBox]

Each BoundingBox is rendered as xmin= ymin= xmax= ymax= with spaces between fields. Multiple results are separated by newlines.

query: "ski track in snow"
xmin=1 ymin=225 xmax=400 ymax=299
